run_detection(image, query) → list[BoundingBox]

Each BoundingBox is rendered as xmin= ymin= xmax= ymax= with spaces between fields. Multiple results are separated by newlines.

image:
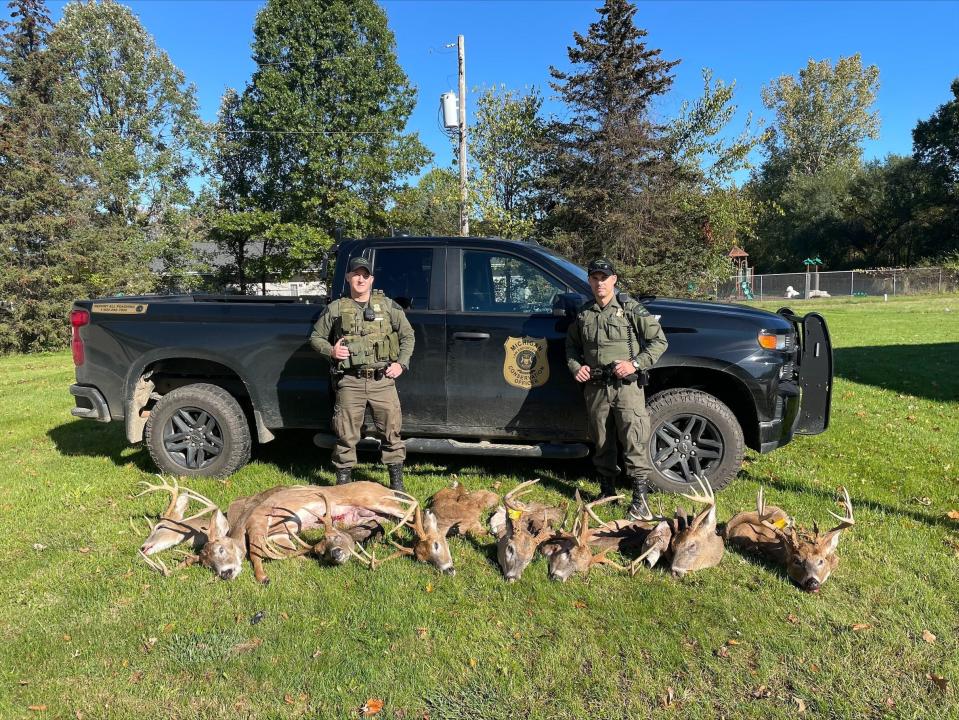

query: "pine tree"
xmin=543 ymin=0 xmax=689 ymax=292
xmin=0 ymin=0 xmax=89 ymax=351
xmin=238 ymin=0 xmax=429 ymax=243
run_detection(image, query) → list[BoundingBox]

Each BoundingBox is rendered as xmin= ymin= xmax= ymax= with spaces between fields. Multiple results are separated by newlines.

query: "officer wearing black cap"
xmin=310 ymin=256 xmax=415 ymax=490
xmin=566 ymin=257 xmax=668 ymax=518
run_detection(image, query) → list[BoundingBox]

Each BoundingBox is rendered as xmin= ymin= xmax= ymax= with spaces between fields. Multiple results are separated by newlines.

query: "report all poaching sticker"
xmin=502 ymin=336 xmax=549 ymax=389
xmin=91 ymin=303 xmax=148 ymax=314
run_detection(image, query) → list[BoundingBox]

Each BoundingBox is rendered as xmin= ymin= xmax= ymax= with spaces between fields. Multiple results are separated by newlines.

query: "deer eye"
xmin=817 ymin=559 xmax=824 ymax=566
xmin=432 ymin=541 xmax=440 ymax=552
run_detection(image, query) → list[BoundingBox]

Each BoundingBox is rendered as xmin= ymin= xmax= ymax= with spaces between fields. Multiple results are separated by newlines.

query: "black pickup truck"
xmin=69 ymin=236 xmax=832 ymax=492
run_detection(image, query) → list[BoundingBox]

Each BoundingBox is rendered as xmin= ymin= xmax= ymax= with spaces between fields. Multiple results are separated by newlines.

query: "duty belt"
xmin=343 ymin=367 xmax=386 ymax=380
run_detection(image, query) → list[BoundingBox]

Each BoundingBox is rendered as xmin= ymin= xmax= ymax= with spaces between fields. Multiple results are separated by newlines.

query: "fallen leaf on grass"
xmin=726 ymin=639 xmax=740 ymax=646
xmin=884 ymin=697 xmax=895 ymax=708
xmin=573 ymin=600 xmax=587 ymax=609
xmin=284 ymin=694 xmax=294 ymax=705
xmin=927 ymin=673 xmax=949 ymax=692
xmin=32 ymin=544 xmax=46 ymax=552
xmin=361 ymin=698 xmax=384 ymax=716
xmin=27 ymin=705 xmax=47 ymax=712
xmin=129 ymin=670 xmax=143 ymax=684
xmin=230 ymin=638 xmax=263 ymax=655
xmin=280 ymin=612 xmax=289 ymax=621
xmin=659 ymin=687 xmax=674 ymax=708
xmin=62 ymin=634 xmax=71 ymax=642
xmin=424 ymin=584 xmax=434 ymax=593
xmin=851 ymin=623 xmax=872 ymax=631
xmin=78 ymin=547 xmax=90 ymax=554
xmin=750 ymin=685 xmax=771 ymax=699
xmin=468 ymin=658 xmax=477 ymax=668
xmin=786 ymin=613 xmax=799 ymax=624
xmin=792 ymin=696 xmax=807 ymax=713
xmin=946 ymin=511 xmax=959 ymax=521
xmin=141 ymin=637 xmax=157 ymax=653
xmin=922 ymin=630 xmax=937 ymax=644
xmin=311 ymin=648 xmax=323 ymax=659
xmin=715 ymin=646 xmax=730 ymax=658
xmin=416 ymin=627 xmax=428 ymax=639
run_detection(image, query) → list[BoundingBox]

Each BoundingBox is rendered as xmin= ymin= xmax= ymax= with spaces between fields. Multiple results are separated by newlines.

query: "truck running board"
xmin=313 ymin=434 xmax=589 ymax=459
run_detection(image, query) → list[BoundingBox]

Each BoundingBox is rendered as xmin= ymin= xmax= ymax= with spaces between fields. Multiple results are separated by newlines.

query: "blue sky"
xmin=25 ymin=1 xmax=959 ymax=181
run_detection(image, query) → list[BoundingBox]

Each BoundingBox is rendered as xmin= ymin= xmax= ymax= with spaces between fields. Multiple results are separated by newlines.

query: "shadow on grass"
xmin=47 ymin=420 xmax=155 ymax=473
xmin=757 ymin=472 xmax=958 ymax=533
xmin=835 ymin=343 xmax=959 ymax=402
xmin=46 ymin=420 xmax=594 ymax=501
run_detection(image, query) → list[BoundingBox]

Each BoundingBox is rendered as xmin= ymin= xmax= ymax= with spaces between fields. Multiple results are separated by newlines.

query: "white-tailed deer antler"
xmin=826 ymin=486 xmax=855 ymax=533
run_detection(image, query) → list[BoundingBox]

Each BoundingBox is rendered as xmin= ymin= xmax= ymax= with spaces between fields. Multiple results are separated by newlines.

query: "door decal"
xmin=503 ymin=336 xmax=550 ymax=389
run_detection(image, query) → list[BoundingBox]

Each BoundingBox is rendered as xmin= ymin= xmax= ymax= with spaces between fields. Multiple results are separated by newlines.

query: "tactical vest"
xmin=578 ymin=296 xmax=645 ymax=368
xmin=336 ymin=290 xmax=400 ymax=369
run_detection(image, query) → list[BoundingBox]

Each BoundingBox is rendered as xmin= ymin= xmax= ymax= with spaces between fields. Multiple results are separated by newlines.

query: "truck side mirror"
xmin=552 ymin=292 xmax=586 ymax=317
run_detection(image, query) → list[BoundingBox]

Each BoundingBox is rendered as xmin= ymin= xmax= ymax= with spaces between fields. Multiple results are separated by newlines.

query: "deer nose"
xmin=671 ymin=569 xmax=687 ymax=579
xmin=442 ymin=566 xmax=456 ymax=576
xmin=331 ymin=548 xmax=347 ymax=564
xmin=219 ymin=570 xmax=234 ymax=580
xmin=803 ymin=578 xmax=821 ymax=592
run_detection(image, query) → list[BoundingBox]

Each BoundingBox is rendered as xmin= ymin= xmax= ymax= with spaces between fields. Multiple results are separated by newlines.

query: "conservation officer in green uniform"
xmin=566 ymin=258 xmax=668 ymax=519
xmin=310 ymin=257 xmax=415 ymax=491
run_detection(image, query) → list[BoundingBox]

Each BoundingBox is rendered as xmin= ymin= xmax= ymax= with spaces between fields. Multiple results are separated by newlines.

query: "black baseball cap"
xmin=347 ymin=257 xmax=372 ymax=273
xmin=587 ymin=258 xmax=616 ymax=276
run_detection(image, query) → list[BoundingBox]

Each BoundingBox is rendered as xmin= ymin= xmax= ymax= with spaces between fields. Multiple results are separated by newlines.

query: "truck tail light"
xmin=71 ymin=309 xmax=90 ymax=366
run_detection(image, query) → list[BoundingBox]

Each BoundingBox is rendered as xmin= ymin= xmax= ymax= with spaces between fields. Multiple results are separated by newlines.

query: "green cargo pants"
xmin=331 ymin=374 xmax=406 ymax=469
xmin=583 ymin=380 xmax=652 ymax=482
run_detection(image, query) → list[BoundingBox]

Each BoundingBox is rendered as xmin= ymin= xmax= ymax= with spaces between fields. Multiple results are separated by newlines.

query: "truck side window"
xmin=372 ymin=248 xmax=432 ymax=309
xmin=462 ymin=251 xmax=566 ymax=314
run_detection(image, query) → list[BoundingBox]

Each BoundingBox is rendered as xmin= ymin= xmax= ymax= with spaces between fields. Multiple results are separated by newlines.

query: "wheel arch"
xmin=124 ymin=351 xmax=270 ymax=444
xmin=648 ymin=364 xmax=760 ymax=452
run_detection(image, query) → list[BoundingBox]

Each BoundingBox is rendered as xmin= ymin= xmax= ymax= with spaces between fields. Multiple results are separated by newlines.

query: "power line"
xmin=216 ymin=129 xmax=398 ymax=136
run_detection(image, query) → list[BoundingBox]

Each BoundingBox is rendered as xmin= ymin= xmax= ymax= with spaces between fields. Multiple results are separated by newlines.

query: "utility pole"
xmin=457 ymin=34 xmax=469 ymax=236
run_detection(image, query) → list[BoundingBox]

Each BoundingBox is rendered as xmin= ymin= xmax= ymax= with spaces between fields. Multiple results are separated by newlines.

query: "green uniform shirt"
xmin=566 ymin=294 xmax=668 ymax=375
xmin=310 ymin=294 xmax=415 ymax=369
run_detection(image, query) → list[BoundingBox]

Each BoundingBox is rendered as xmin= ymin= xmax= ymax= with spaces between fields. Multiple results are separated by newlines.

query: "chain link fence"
xmin=718 ymin=267 xmax=959 ymax=302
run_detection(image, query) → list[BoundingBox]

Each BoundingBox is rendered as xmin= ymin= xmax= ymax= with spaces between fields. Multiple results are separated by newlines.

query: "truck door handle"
xmin=452 ymin=332 xmax=490 ymax=341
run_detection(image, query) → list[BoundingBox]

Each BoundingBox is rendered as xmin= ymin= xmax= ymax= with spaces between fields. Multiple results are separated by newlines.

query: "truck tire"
xmin=645 ymin=388 xmax=744 ymax=494
xmin=144 ymin=383 xmax=251 ymax=478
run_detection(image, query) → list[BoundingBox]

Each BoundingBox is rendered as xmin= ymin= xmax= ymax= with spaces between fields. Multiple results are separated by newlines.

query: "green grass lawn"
xmin=1 ymin=294 xmax=957 ymax=719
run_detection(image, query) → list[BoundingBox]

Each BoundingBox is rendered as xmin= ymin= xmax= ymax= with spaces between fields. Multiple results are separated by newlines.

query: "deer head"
xmin=760 ymin=486 xmax=855 ymax=592
xmin=197 ymin=507 xmax=245 ymax=580
xmin=387 ymin=506 xmax=455 ymax=575
xmin=669 ymin=474 xmax=724 ymax=578
xmin=309 ymin=491 xmax=380 ymax=566
xmin=542 ymin=491 xmax=625 ymax=582
xmin=135 ymin=477 xmax=225 ymax=575
xmin=494 ymin=480 xmax=563 ymax=582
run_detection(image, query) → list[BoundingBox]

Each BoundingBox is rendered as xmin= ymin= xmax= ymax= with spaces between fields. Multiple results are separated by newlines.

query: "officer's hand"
xmin=332 ymin=338 xmax=350 ymax=361
xmin=385 ymin=362 xmax=403 ymax=379
xmin=575 ymin=365 xmax=592 ymax=383
xmin=613 ymin=360 xmax=635 ymax=378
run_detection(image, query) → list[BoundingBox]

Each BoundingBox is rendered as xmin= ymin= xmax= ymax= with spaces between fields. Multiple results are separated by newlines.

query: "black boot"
xmin=626 ymin=477 xmax=651 ymax=520
xmin=387 ymin=463 xmax=405 ymax=492
xmin=596 ymin=473 xmax=618 ymax=501
xmin=335 ymin=467 xmax=352 ymax=485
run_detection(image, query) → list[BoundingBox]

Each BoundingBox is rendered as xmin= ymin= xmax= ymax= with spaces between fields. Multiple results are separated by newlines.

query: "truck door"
xmin=369 ymin=246 xmax=447 ymax=434
xmin=445 ymin=248 xmax=588 ymax=441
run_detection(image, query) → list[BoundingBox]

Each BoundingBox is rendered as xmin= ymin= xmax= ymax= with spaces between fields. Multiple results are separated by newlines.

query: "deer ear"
xmin=489 ymin=507 xmax=507 ymax=538
xmin=819 ymin=529 xmax=842 ymax=554
xmin=208 ymin=510 xmax=228 ymax=541
xmin=423 ymin=509 xmax=439 ymax=533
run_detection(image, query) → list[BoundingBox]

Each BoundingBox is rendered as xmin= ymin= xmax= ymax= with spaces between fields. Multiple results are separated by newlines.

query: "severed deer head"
xmin=491 ymin=479 xmax=565 ymax=582
xmin=757 ymin=486 xmax=855 ymax=592
xmin=541 ymin=491 xmax=627 ymax=582
xmin=669 ymin=474 xmax=725 ymax=578
xmin=135 ymin=476 xmax=225 ymax=576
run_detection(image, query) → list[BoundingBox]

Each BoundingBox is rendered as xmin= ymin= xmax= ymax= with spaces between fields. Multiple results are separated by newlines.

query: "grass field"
xmin=1 ymin=294 xmax=957 ymax=719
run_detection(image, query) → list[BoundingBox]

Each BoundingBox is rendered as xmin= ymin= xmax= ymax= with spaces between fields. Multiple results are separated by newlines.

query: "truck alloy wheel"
xmin=144 ymin=383 xmax=251 ymax=478
xmin=645 ymin=388 xmax=744 ymax=493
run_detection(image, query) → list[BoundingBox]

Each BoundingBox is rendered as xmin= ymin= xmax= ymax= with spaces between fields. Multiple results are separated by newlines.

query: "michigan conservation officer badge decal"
xmin=503 ymin=336 xmax=549 ymax=389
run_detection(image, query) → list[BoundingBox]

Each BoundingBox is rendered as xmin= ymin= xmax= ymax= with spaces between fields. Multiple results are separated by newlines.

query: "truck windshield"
xmin=538 ymin=247 xmax=589 ymax=285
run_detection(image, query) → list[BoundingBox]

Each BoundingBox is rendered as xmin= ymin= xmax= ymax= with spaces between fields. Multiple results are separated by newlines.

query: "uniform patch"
xmin=503 ymin=336 xmax=550 ymax=389
xmin=91 ymin=302 xmax=148 ymax=314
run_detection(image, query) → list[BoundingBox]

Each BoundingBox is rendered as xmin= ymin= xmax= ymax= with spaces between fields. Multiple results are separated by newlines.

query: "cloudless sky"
xmin=20 ymin=1 xmax=959 ymax=182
